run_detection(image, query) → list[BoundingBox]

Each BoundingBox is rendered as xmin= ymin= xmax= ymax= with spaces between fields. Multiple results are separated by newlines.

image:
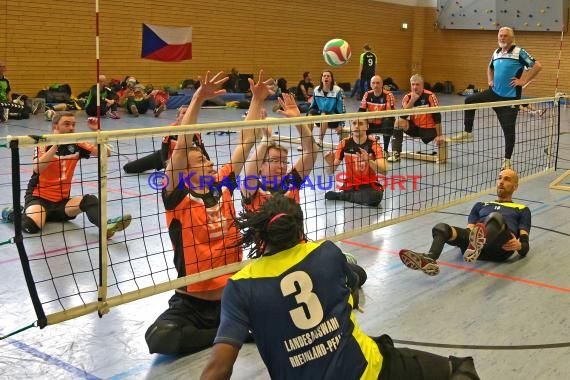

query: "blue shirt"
xmin=215 ymin=241 xmax=382 ymax=380
xmin=309 ymin=85 xmax=345 ymax=116
xmin=489 ymin=45 xmax=536 ymax=98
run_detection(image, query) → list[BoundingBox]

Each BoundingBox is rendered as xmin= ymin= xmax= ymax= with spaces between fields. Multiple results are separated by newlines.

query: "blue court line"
xmin=107 ymin=354 xmax=175 ymax=380
xmin=5 ymin=338 xmax=101 ymax=380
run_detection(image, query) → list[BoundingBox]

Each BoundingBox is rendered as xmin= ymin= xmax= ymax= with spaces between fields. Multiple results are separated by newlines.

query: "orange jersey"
xmin=335 ymin=137 xmax=383 ymax=189
xmin=358 ymin=89 xmax=396 ymax=125
xmin=163 ymin=164 xmax=242 ymax=293
xmin=401 ymin=90 xmax=440 ymax=129
xmin=242 ymin=169 xmax=303 ymax=212
xmin=26 ymin=143 xmax=96 ymax=202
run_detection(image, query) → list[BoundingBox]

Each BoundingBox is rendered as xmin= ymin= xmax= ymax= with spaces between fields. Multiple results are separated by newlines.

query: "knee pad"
xmin=145 ymin=321 xmax=181 ymax=355
xmin=484 ymin=212 xmax=506 ymax=228
xmin=22 ymin=215 xmax=40 ymax=234
xmin=365 ymin=188 xmax=384 ymax=207
xmin=432 ymin=223 xmax=452 ymax=240
xmin=348 ymin=263 xmax=368 ymax=288
xmin=79 ymin=194 xmax=99 ymax=212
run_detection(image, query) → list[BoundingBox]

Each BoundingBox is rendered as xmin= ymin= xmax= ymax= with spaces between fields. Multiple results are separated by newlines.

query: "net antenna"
xmin=554 ymin=24 xmax=565 ymax=96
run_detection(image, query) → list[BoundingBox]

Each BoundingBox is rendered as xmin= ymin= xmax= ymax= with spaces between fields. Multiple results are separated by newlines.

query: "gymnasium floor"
xmin=0 ymin=95 xmax=569 ymax=379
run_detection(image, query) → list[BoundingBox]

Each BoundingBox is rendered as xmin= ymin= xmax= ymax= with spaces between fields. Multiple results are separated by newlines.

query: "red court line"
xmin=341 ymin=239 xmax=570 ymax=294
xmin=0 ymin=226 xmax=165 ymax=266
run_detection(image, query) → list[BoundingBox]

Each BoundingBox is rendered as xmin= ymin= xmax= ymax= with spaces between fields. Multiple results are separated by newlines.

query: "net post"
xmin=9 ymin=139 xmax=48 ymax=328
xmin=97 ymin=135 xmax=110 ymax=316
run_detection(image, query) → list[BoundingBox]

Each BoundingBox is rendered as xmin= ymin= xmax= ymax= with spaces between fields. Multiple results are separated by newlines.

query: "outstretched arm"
xmin=165 ymin=71 xmax=228 ymax=195
xmin=242 ymin=126 xmax=271 ymax=198
xmin=230 ymin=70 xmax=275 ymax=175
xmin=276 ymin=93 xmax=318 ymax=178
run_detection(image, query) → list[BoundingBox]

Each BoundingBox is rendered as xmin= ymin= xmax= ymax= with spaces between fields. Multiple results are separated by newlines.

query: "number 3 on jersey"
xmin=280 ymin=271 xmax=324 ymax=330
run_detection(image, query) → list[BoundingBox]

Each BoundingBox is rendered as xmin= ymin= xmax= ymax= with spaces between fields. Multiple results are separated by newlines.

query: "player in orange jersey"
xmin=22 ymin=112 xmax=131 ymax=238
xmin=145 ymin=70 xmax=274 ymax=356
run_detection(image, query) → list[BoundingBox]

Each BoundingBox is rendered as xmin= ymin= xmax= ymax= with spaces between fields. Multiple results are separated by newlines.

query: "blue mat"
xmin=166 ymin=92 xmax=247 ymax=109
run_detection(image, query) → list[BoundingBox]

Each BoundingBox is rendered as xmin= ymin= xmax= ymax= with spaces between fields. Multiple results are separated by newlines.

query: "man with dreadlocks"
xmin=200 ymin=194 xmax=481 ymax=380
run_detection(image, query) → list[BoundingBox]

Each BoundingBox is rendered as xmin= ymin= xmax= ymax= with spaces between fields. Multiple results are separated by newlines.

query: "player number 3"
xmin=280 ymin=271 xmax=324 ymax=330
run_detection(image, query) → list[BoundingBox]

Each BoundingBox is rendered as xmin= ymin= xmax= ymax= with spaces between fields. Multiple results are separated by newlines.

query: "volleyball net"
xmin=6 ymin=96 xmax=561 ymax=328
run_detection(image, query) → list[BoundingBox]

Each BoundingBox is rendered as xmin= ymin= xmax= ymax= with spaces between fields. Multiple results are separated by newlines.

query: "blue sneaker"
xmin=1 ymin=207 xmax=14 ymax=222
xmin=1 ymin=206 xmax=22 ymax=223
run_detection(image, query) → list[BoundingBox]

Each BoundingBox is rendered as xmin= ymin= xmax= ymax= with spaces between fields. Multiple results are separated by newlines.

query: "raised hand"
xmin=248 ymin=69 xmax=275 ymax=100
xmin=87 ymin=117 xmax=99 ymax=131
xmin=194 ymin=71 xmax=229 ymax=101
xmin=276 ymin=93 xmax=300 ymax=118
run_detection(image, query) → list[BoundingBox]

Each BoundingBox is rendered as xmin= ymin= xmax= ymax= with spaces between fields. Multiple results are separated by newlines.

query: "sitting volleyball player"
xmin=200 ymin=195 xmax=480 ymax=380
xmin=21 ymin=112 xmax=131 ymax=238
xmin=145 ymin=70 xmax=274 ymax=356
xmin=241 ymin=93 xmax=318 ymax=212
xmin=399 ymin=169 xmax=530 ymax=276
xmin=388 ymin=74 xmax=445 ymax=163
xmin=324 ymin=118 xmax=387 ymax=207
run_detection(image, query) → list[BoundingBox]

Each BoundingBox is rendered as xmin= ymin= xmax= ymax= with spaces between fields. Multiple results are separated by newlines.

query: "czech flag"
xmin=141 ymin=24 xmax=192 ymax=61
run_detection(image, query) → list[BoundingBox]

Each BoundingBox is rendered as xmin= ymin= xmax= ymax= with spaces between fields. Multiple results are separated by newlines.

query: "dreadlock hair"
xmin=235 ymin=194 xmax=305 ymax=259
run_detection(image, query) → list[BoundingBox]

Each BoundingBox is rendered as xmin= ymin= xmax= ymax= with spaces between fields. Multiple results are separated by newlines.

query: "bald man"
xmin=399 ymin=169 xmax=531 ymax=276
xmin=85 ymin=74 xmax=120 ymax=119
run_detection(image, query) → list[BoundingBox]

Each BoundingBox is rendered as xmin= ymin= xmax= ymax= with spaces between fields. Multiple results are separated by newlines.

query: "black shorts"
xmin=155 ymin=291 xmax=222 ymax=329
xmin=367 ymin=118 xmax=395 ymax=136
xmin=449 ymin=226 xmax=514 ymax=262
xmin=404 ymin=121 xmax=437 ymax=144
xmin=24 ymin=196 xmax=76 ymax=222
xmin=374 ymin=334 xmax=450 ymax=380
xmin=307 ymin=109 xmax=342 ymax=129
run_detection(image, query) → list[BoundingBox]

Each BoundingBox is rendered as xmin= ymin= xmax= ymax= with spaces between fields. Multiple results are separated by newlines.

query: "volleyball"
xmin=323 ymin=39 xmax=352 ymax=66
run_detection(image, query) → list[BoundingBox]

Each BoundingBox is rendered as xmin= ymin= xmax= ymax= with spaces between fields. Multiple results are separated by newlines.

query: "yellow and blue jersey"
xmin=468 ymin=201 xmax=531 ymax=236
xmin=215 ymin=240 xmax=382 ymax=380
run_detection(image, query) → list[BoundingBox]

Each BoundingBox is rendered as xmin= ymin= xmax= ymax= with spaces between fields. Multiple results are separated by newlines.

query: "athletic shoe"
xmin=106 ymin=214 xmax=132 ymax=239
xmin=448 ymin=131 xmax=473 ymax=142
xmin=383 ymin=150 xmax=390 ymax=159
xmin=1 ymin=207 xmax=14 ymax=222
xmin=399 ymin=249 xmax=440 ymax=276
xmin=129 ymin=104 xmax=139 ymax=117
xmin=501 ymin=158 xmax=512 ymax=170
xmin=1 ymin=205 xmax=22 ymax=223
xmin=108 ymin=110 xmax=120 ymax=119
xmin=154 ymin=104 xmax=166 ymax=117
xmin=387 ymin=152 xmax=400 ymax=162
xmin=464 ymin=223 xmax=486 ymax=262
xmin=44 ymin=109 xmax=56 ymax=121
